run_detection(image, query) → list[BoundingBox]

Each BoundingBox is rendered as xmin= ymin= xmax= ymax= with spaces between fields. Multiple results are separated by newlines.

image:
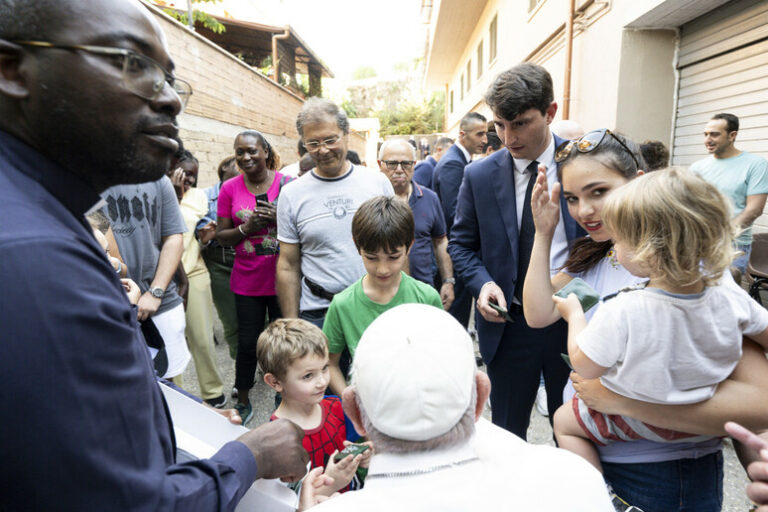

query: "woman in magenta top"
xmin=216 ymin=130 xmax=290 ymax=424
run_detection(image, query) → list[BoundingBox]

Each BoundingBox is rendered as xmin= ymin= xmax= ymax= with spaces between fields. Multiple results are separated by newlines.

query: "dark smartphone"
xmin=333 ymin=443 xmax=369 ymax=462
xmin=488 ymin=301 xmax=514 ymax=322
xmin=254 ymin=192 xmax=268 ymax=205
xmin=554 ymin=277 xmax=600 ymax=313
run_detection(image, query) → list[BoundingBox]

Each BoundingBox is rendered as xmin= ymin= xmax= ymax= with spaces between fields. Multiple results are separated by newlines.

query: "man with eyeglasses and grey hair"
xmin=377 ymin=138 xmax=455 ymax=310
xmin=276 ymin=97 xmax=393 ymax=328
xmin=0 ymin=0 xmax=309 ymax=509
xmin=311 ymin=304 xmax=613 ymax=511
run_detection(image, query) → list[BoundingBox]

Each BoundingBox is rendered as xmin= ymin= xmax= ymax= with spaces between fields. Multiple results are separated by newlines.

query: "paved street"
xmin=181 ymin=316 xmax=754 ymax=511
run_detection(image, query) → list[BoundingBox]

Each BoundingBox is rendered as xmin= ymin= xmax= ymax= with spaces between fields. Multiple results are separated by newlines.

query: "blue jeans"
xmin=299 ymin=308 xmax=327 ymax=329
xmin=732 ymin=243 xmax=751 ymax=275
xmin=603 ymin=451 xmax=723 ymax=511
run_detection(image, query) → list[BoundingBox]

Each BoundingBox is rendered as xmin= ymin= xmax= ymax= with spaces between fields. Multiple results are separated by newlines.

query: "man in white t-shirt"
xmin=312 ymin=304 xmax=613 ymax=512
xmin=276 ymin=98 xmax=393 ymax=328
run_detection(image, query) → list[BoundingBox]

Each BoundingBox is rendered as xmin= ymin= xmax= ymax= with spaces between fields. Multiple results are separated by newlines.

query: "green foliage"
xmin=161 ymin=0 xmax=226 ymax=34
xmin=377 ymin=91 xmax=445 ymax=136
xmin=339 ymin=59 xmax=444 ymax=135
xmin=352 ymin=66 xmax=377 ymax=80
xmin=296 ymin=74 xmax=311 ymax=97
xmin=340 ymin=99 xmax=358 ymax=119
xmin=259 ymin=56 xmax=272 ymax=77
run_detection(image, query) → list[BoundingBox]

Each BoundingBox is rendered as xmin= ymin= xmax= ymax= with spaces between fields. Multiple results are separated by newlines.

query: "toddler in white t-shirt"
xmin=552 ymin=168 xmax=768 ymax=472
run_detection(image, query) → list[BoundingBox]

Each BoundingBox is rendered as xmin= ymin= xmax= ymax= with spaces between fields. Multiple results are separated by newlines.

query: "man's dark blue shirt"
xmin=0 ymin=131 xmax=256 ymax=511
xmin=412 ymin=155 xmax=436 ymax=188
xmin=407 ymin=181 xmax=446 ymax=284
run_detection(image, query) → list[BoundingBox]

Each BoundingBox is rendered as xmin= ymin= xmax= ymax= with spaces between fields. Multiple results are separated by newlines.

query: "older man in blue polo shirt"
xmin=378 ymin=139 xmax=455 ymax=310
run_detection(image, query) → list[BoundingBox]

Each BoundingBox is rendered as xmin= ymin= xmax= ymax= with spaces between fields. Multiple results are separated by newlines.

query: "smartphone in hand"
xmin=254 ymin=192 xmax=268 ymax=204
xmin=488 ymin=301 xmax=514 ymax=322
xmin=554 ymin=277 xmax=600 ymax=312
xmin=333 ymin=443 xmax=369 ymax=462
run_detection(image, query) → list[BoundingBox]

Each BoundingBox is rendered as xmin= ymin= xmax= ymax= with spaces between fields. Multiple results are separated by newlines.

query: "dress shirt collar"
xmin=0 ymin=130 xmax=102 ymax=217
xmin=366 ymin=434 xmax=477 ymax=480
xmin=410 ymin=180 xmax=424 ymax=199
xmin=513 ymin=133 xmax=555 ymax=175
xmin=455 ymin=141 xmax=471 ymax=164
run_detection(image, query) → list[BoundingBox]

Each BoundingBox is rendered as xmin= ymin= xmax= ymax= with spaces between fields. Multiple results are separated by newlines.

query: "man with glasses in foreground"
xmin=0 ymin=0 xmax=308 ymax=509
xmin=276 ymin=97 xmax=393 ymax=328
xmin=377 ymin=138 xmax=455 ymax=310
xmin=448 ymin=63 xmax=585 ymax=439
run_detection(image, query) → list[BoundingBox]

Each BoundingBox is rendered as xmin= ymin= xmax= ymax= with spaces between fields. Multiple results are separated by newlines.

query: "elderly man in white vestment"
xmin=311 ymin=304 xmax=614 ymax=511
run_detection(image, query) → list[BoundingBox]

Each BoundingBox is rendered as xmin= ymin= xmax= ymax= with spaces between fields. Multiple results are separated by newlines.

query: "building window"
xmin=466 ymin=61 xmax=471 ymax=91
xmin=460 ymin=74 xmax=464 ymax=100
xmin=477 ymin=41 xmax=483 ymax=78
xmin=450 ymin=90 xmax=454 ymax=113
xmin=489 ymin=15 xmax=497 ymax=62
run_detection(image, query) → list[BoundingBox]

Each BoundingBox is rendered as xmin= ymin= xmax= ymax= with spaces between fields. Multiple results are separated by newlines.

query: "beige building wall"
xmin=349 ymin=118 xmax=382 ymax=168
xmin=432 ymin=0 xmax=677 ymax=145
xmin=346 ymin=132 xmax=368 ymax=165
xmin=146 ymin=4 xmax=304 ymax=188
xmin=614 ymin=29 xmax=677 ymax=144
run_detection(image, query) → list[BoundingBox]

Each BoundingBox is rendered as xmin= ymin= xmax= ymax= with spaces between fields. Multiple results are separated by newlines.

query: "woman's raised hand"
xmin=531 ymin=166 xmax=561 ymax=238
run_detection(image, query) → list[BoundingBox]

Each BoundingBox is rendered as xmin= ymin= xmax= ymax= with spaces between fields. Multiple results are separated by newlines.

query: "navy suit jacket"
xmin=432 ymin=144 xmax=468 ymax=235
xmin=447 ymin=135 xmax=585 ymax=363
xmin=413 ymin=155 xmax=436 ymax=188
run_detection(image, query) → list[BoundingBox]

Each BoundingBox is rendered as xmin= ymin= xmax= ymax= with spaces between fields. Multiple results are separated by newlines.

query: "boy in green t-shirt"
xmin=324 ymin=196 xmax=443 ymax=395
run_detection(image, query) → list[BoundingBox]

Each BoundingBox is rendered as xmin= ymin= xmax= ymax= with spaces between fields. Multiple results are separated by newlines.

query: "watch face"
xmin=151 ymin=288 xmax=164 ymax=298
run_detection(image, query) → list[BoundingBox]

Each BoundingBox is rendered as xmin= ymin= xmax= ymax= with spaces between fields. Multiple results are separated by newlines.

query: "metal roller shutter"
xmin=672 ymin=0 xmax=768 ymax=167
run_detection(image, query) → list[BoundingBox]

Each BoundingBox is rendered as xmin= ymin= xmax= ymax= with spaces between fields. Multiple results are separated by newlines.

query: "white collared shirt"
xmin=512 ymin=135 xmax=569 ymax=274
xmin=455 ymin=141 xmax=471 ymax=163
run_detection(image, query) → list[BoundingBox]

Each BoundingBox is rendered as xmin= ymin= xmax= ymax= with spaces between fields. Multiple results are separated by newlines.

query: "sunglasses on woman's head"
xmin=555 ymin=128 xmax=640 ymax=170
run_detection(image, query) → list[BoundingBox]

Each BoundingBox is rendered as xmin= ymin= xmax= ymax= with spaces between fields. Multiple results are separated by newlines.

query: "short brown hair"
xmin=256 ymin=319 xmax=328 ymax=379
xmin=485 ymin=63 xmax=553 ymax=120
xmin=352 ymin=196 xmax=414 ymax=253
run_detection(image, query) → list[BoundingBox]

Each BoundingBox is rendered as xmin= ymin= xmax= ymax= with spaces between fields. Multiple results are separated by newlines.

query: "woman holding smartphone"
xmin=216 ymin=130 xmax=290 ymax=425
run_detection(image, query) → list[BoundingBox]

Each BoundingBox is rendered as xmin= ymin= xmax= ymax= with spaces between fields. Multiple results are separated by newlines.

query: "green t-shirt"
xmin=323 ymin=272 xmax=443 ymax=357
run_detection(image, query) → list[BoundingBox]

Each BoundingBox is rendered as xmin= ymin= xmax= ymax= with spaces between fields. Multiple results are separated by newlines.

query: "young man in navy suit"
xmin=448 ymin=63 xmax=585 ymax=439
xmin=433 ymin=113 xmax=487 ymax=328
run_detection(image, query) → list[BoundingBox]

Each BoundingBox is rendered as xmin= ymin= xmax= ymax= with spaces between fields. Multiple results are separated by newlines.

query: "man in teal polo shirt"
xmin=691 ymin=113 xmax=768 ymax=279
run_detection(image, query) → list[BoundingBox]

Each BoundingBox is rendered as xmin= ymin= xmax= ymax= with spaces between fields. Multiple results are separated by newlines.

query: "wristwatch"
xmin=443 ymin=277 xmax=456 ymax=285
xmin=149 ymin=286 xmax=165 ymax=299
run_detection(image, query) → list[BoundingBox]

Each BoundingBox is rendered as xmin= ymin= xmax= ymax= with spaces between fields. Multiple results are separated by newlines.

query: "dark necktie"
xmin=514 ymin=160 xmax=539 ymax=304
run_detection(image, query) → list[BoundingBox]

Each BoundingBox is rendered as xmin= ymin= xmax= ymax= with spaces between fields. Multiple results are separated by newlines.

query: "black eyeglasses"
xmin=14 ymin=40 xmax=193 ymax=111
xmin=382 ymin=160 xmax=415 ymax=171
xmin=555 ymin=129 xmax=640 ymax=170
